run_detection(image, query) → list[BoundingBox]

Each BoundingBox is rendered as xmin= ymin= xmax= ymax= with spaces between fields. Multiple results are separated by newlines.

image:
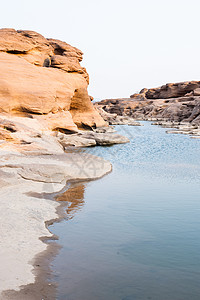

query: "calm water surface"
xmin=51 ymin=122 xmax=200 ymax=300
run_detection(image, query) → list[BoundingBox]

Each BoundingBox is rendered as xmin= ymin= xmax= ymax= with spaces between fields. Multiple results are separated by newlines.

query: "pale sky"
xmin=1 ymin=0 xmax=200 ymax=99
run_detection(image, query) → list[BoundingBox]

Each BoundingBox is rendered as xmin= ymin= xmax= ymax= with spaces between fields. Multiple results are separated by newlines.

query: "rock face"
xmin=96 ymin=81 xmax=200 ymax=125
xmin=0 ymin=28 xmax=106 ymax=131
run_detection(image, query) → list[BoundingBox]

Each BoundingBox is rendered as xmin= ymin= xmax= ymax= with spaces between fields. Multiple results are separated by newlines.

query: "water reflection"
xmin=52 ymin=123 xmax=200 ymax=300
xmin=56 ymin=183 xmax=86 ymax=220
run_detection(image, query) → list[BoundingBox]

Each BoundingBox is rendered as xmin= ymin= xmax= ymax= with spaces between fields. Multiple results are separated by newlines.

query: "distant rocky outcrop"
xmin=96 ymin=81 xmax=200 ymax=127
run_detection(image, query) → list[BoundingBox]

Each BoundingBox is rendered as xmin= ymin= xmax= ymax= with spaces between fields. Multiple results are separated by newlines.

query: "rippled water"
xmin=51 ymin=122 xmax=200 ymax=300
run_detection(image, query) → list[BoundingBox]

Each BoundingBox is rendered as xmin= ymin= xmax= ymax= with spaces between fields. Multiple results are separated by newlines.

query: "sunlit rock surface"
xmin=0 ymin=28 xmax=106 ymax=131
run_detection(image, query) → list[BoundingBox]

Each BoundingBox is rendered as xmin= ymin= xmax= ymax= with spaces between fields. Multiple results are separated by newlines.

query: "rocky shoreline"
xmin=95 ymin=81 xmax=200 ymax=138
xmin=0 ymin=29 xmax=131 ymax=299
xmin=0 ymin=105 xmax=133 ymax=299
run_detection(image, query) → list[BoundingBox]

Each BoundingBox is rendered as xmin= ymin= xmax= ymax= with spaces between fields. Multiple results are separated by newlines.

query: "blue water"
xmin=51 ymin=122 xmax=200 ymax=300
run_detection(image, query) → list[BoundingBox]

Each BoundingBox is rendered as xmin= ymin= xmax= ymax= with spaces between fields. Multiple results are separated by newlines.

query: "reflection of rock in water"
xmin=56 ymin=184 xmax=85 ymax=220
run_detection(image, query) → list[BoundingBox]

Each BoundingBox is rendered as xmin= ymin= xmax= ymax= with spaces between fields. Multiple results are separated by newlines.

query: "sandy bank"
xmin=0 ymin=150 xmax=112 ymax=299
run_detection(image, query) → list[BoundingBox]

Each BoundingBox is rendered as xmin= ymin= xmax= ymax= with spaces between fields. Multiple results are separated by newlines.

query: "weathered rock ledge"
xmin=95 ymin=81 xmax=200 ymax=138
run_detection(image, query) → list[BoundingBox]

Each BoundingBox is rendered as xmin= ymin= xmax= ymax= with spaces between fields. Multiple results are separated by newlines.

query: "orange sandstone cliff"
xmin=0 ymin=29 xmax=106 ymax=132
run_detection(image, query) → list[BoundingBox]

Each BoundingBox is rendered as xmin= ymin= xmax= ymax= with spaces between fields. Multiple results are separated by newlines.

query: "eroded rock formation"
xmin=130 ymin=81 xmax=200 ymax=100
xmin=0 ymin=28 xmax=106 ymax=135
xmin=96 ymin=81 xmax=200 ymax=126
